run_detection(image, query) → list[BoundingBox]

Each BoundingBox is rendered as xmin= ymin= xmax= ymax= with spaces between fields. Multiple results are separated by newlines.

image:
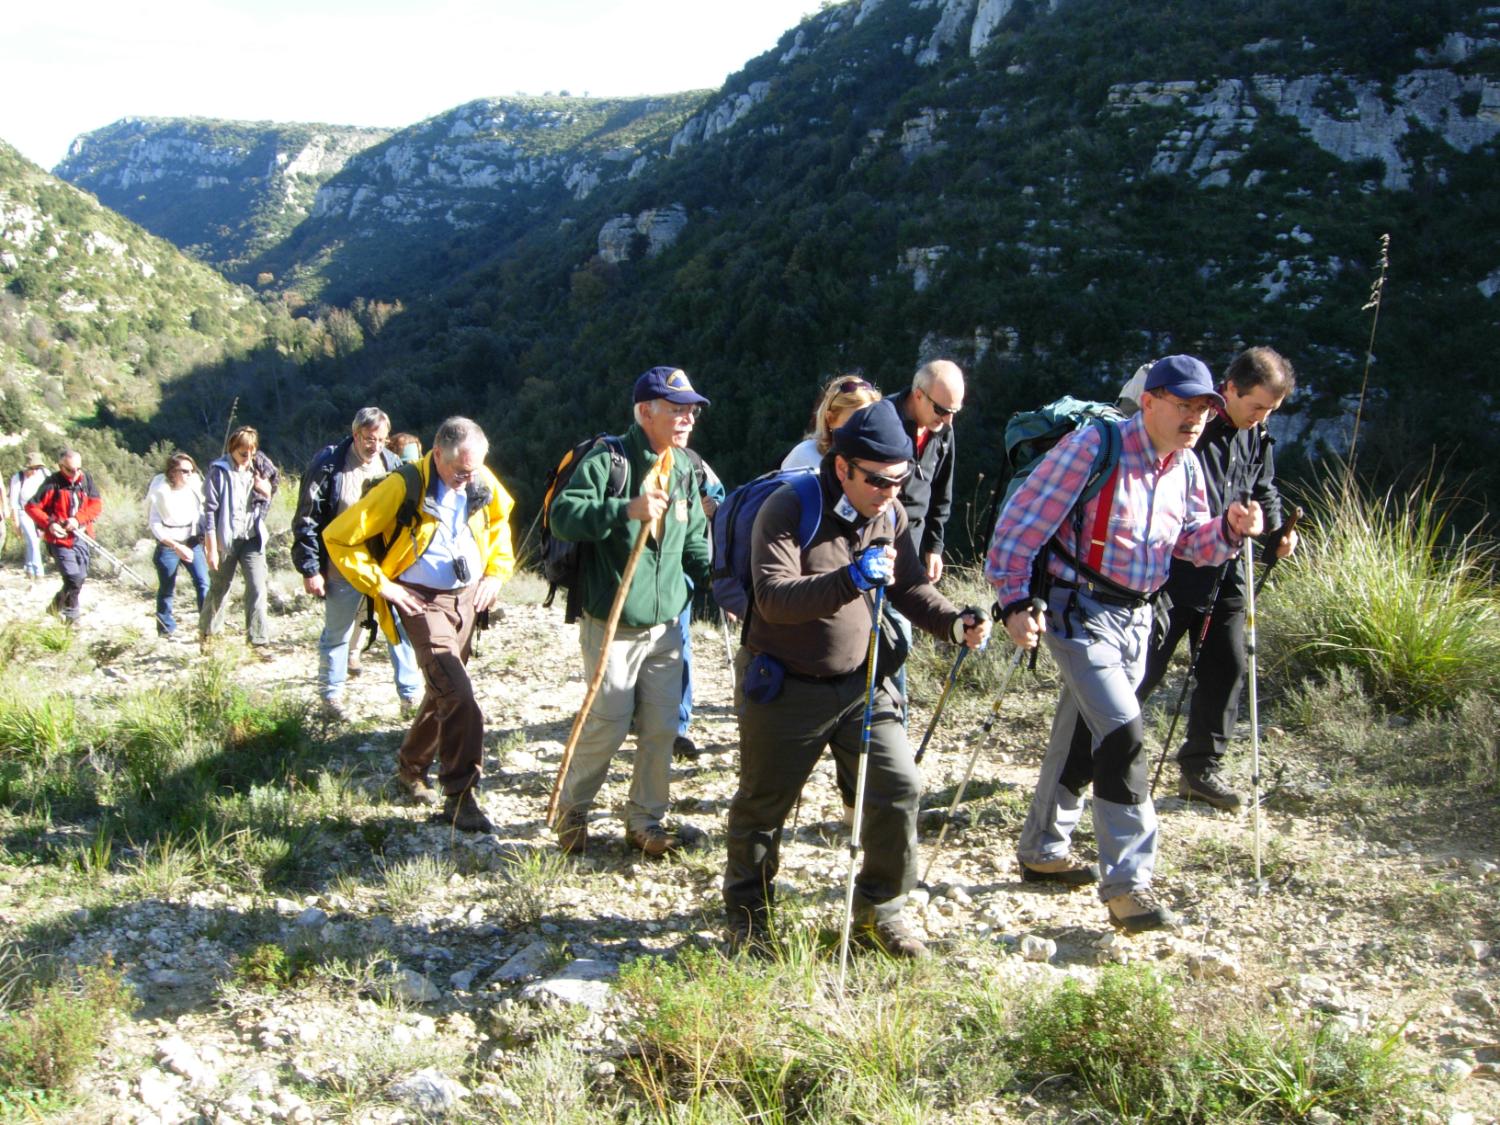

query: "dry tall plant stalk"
xmin=1347 ymin=233 xmax=1390 ymax=473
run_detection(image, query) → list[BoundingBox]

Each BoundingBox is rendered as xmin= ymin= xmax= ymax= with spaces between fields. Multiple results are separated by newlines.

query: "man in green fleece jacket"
xmin=550 ymin=366 xmax=714 ymax=857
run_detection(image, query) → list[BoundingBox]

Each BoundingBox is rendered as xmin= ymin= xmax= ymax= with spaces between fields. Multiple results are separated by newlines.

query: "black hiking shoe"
xmin=672 ymin=735 xmax=704 ymax=760
xmin=1106 ymin=888 xmax=1179 ymax=934
xmin=1019 ymin=854 xmax=1101 ymax=886
xmin=725 ymin=912 xmax=770 ymax=959
xmin=1178 ymin=769 xmax=1247 ymax=812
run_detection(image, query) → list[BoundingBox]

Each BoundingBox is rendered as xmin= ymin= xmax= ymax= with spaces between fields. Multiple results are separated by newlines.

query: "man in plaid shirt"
xmin=985 ymin=356 xmax=1264 ymax=933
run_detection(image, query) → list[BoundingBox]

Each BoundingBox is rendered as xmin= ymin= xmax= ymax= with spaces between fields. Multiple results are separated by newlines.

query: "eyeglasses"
xmin=850 ymin=461 xmax=912 ymax=490
xmin=1155 ymin=392 xmax=1215 ymax=418
xmin=655 ymin=401 xmax=701 ymax=419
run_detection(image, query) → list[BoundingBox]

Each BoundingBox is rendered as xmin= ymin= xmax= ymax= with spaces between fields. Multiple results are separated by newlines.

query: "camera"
xmin=452 ymin=557 xmax=471 ymax=584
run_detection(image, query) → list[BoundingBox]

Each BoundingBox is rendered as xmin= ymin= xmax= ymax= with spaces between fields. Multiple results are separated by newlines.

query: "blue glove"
xmin=847 ymin=545 xmax=894 ymax=591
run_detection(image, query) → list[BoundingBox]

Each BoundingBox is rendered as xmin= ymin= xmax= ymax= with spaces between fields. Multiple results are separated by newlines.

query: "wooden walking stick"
xmin=546 ymin=448 xmax=674 ymax=827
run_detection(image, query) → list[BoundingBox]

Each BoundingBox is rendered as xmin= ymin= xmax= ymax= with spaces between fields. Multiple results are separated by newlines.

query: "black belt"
xmin=1052 ymin=578 xmax=1150 ymax=611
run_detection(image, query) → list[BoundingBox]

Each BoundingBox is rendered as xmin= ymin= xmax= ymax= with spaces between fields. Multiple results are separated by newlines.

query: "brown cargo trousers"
xmin=394 ymin=581 xmax=483 ymax=796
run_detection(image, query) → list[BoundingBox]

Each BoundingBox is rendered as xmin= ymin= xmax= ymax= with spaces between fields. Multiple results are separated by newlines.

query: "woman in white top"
xmin=8 ymin=452 xmax=50 ymax=579
xmin=147 ymin=452 xmax=211 ymax=638
xmin=779 ymin=375 xmax=882 ymax=471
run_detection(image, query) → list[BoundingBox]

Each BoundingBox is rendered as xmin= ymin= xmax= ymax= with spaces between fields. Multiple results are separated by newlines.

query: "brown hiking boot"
xmin=860 ymin=915 xmax=929 ymax=959
xmin=627 ymin=822 xmax=704 ymax=857
xmin=438 ymin=789 xmax=493 ymax=833
xmin=1019 ymin=854 xmax=1101 ymax=886
xmin=1106 ymin=888 xmax=1179 ymax=934
xmin=556 ymin=808 xmax=589 ymax=856
xmin=1178 ymin=768 xmax=1247 ymax=812
xmin=395 ymin=769 xmax=438 ymax=806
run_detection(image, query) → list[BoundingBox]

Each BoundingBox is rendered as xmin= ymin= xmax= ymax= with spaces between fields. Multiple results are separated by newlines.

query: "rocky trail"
xmin=0 ymin=556 xmax=1495 ymax=1123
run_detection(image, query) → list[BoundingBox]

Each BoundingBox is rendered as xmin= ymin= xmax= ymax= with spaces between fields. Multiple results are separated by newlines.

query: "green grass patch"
xmin=1263 ymin=473 xmax=1500 ymax=712
xmin=0 ymin=957 xmax=137 ymax=1097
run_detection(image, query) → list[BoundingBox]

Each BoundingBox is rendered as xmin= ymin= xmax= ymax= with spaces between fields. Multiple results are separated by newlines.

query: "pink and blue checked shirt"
xmin=985 ymin=412 xmax=1239 ymax=609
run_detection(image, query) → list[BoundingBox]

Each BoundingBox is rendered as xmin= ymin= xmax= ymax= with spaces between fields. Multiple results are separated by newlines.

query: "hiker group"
xmin=6 ymin=346 xmax=1297 ymax=954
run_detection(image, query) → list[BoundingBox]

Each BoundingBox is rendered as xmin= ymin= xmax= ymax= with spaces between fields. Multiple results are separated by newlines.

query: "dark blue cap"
xmin=1144 ymin=355 xmax=1225 ymax=408
xmin=632 ymin=366 xmax=710 ymax=406
xmin=831 ymin=399 xmax=914 ymax=463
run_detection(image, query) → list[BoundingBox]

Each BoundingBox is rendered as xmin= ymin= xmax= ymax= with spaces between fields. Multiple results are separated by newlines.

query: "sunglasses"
xmin=834 ymin=377 xmax=873 ymax=394
xmin=850 ymin=461 xmax=912 ymax=490
xmin=926 ymin=394 xmax=961 ymax=418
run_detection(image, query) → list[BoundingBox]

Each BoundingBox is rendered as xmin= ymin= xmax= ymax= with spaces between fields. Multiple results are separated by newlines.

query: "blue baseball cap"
xmin=1144 ymin=355 xmax=1225 ymax=409
xmin=632 ymin=366 xmax=710 ymax=406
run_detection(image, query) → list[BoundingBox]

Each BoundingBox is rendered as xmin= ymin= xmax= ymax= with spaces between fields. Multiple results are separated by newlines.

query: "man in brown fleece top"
xmin=723 ymin=399 xmax=990 ymax=958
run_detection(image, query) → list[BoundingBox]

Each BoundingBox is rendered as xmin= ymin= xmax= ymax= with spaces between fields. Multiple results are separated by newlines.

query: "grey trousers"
xmin=1017 ymin=586 xmax=1157 ymax=902
xmin=199 ymin=534 xmax=269 ymax=646
xmin=557 ymin=614 xmax=681 ymax=832
xmin=723 ymin=646 xmax=919 ymax=927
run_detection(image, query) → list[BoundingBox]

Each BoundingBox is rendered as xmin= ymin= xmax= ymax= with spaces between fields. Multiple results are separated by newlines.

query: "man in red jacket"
xmin=25 ymin=449 xmax=102 ymax=625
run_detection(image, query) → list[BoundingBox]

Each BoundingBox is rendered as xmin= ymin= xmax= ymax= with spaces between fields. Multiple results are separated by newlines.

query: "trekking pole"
xmin=1148 ymin=561 xmax=1231 ymax=798
xmin=913 ymin=644 xmax=969 ymax=766
xmin=838 ymin=567 xmax=888 ymax=997
xmin=74 ymin=530 xmax=153 ymax=590
xmin=921 ymin=598 xmax=1044 ymax=885
xmin=1241 ymin=491 xmax=1265 ymax=886
xmin=1253 ymin=506 xmax=1302 ymax=599
xmin=719 ymin=608 xmax=734 ymax=671
xmin=546 ymin=448 xmax=674 ymax=828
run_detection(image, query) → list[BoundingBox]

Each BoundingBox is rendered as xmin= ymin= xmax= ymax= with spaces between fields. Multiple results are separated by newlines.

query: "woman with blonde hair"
xmin=780 ymin=375 xmax=881 ymax=470
xmin=199 ymin=426 xmax=280 ymax=650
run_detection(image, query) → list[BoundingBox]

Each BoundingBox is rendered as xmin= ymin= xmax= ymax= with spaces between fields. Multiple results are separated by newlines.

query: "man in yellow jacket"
xmin=325 ymin=417 xmax=515 ymax=832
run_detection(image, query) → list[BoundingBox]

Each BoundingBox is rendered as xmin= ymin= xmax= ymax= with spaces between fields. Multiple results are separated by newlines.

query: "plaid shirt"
xmin=985 ymin=412 xmax=1239 ymax=608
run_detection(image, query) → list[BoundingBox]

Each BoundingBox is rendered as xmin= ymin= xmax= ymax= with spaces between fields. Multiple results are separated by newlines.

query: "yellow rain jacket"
xmin=324 ymin=453 xmax=515 ymax=643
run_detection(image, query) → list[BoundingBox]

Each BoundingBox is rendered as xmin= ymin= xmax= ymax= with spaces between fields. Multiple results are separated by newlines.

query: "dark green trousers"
xmin=723 ymin=647 xmax=920 ymax=928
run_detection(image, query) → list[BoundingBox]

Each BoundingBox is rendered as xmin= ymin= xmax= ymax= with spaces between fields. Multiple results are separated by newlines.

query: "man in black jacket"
xmin=1067 ymin=347 xmax=1298 ymax=811
xmin=292 ymin=407 xmax=422 ymax=720
xmin=889 ymin=359 xmax=964 ymax=584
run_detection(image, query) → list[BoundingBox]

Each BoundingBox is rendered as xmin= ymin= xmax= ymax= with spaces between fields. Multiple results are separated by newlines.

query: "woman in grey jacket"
xmin=199 ymin=426 xmax=280 ymax=649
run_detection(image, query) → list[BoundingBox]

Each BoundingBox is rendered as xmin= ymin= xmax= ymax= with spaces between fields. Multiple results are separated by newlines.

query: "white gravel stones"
xmin=519 ymin=958 xmax=617 ymax=1011
xmin=394 ymin=968 xmax=442 ymax=1003
xmin=1464 ymin=940 xmax=1492 ymax=961
xmin=1186 ymin=949 xmax=1243 ymax=980
xmin=1020 ymin=935 xmax=1057 ymax=962
xmin=494 ymin=939 xmax=553 ymax=982
xmin=391 ymin=1068 xmax=469 ymax=1114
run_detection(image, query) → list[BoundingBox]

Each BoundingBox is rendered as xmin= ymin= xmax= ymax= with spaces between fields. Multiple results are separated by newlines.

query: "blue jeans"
xmin=318 ymin=569 xmax=421 ymax=703
xmin=19 ymin=517 xmax=44 ymax=577
xmin=677 ymin=603 xmax=694 ymax=736
xmin=153 ymin=540 xmax=210 ymax=636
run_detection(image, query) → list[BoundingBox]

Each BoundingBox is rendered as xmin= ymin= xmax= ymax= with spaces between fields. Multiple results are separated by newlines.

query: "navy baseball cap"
xmin=1143 ymin=355 xmax=1225 ymax=408
xmin=632 ymin=366 xmax=710 ymax=406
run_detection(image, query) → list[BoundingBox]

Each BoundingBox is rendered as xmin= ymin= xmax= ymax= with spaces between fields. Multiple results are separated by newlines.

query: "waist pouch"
xmin=745 ymin=651 xmax=786 ymax=704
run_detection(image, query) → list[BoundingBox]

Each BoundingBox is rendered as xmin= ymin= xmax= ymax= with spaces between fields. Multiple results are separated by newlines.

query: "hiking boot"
xmin=320 ymin=696 xmax=349 ymax=724
xmin=399 ymin=695 xmax=420 ymax=719
xmin=1178 ymin=768 xmax=1247 ymax=812
xmin=860 ymin=915 xmax=929 ymax=959
xmin=628 ymin=822 xmax=704 ymax=857
xmin=438 ymin=788 xmax=493 ymax=833
xmin=725 ymin=911 xmax=771 ymax=959
xmin=556 ymin=808 xmax=589 ymax=856
xmin=1106 ymin=888 xmax=1179 ymax=934
xmin=1019 ymin=854 xmax=1100 ymax=886
xmin=672 ymin=734 xmax=703 ymax=760
xmin=395 ymin=769 xmax=438 ymax=806
xmin=347 ymin=647 xmax=363 ymax=677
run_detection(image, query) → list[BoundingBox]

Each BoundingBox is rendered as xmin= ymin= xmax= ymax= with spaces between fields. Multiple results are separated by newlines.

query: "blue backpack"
xmin=710 ymin=468 xmax=824 ymax=619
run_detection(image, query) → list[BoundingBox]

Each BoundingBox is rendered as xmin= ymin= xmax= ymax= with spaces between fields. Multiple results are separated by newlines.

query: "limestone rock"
xmin=392 ymin=1068 xmax=469 ymax=1114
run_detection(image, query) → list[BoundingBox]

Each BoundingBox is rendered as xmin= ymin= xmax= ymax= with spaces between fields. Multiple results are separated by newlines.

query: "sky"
xmin=1 ymin=0 xmax=821 ymax=170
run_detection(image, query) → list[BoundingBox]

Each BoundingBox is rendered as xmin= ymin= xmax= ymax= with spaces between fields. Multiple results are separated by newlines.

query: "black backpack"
xmin=540 ymin=434 xmax=629 ymax=623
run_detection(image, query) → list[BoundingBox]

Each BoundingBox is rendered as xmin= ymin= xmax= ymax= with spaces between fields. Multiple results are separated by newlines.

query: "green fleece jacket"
xmin=549 ymin=424 xmax=711 ymax=627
